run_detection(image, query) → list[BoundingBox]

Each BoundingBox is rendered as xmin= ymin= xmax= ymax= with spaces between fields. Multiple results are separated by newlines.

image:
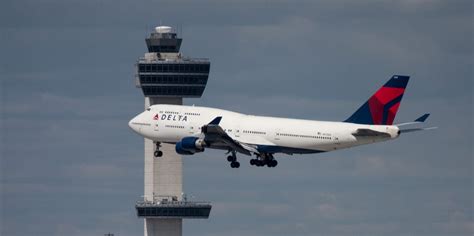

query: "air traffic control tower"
xmin=134 ymin=26 xmax=211 ymax=236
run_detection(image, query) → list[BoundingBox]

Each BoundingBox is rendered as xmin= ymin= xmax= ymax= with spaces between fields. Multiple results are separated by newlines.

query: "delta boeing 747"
xmin=129 ymin=75 xmax=435 ymax=168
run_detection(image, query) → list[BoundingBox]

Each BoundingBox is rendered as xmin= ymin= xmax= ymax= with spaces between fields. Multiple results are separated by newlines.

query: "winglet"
xmin=415 ymin=113 xmax=430 ymax=122
xmin=208 ymin=116 xmax=222 ymax=125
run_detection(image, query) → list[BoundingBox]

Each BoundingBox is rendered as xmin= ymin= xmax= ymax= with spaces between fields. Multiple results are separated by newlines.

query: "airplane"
xmin=128 ymin=75 xmax=435 ymax=168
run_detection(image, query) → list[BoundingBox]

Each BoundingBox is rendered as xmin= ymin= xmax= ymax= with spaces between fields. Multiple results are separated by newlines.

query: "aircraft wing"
xmin=352 ymin=128 xmax=391 ymax=138
xmin=201 ymin=117 xmax=253 ymax=156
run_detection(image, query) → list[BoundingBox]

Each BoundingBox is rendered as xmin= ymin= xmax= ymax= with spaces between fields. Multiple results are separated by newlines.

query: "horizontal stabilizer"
xmin=397 ymin=113 xmax=431 ymax=126
xmin=399 ymin=127 xmax=437 ymax=134
xmin=352 ymin=128 xmax=391 ymax=138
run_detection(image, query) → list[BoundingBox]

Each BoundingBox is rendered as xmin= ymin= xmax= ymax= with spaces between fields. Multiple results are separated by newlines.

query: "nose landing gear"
xmin=153 ymin=142 xmax=163 ymax=157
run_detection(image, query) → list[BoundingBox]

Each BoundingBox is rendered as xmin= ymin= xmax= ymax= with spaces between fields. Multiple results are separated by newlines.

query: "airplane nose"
xmin=128 ymin=115 xmax=141 ymax=133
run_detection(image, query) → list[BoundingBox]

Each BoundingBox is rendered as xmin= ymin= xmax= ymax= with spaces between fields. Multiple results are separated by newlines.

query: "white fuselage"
xmin=129 ymin=104 xmax=400 ymax=155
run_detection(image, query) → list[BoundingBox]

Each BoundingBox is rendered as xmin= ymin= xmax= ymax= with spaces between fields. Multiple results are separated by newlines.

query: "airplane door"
xmin=154 ymin=118 xmax=159 ymax=131
xmin=188 ymin=122 xmax=198 ymax=135
xmin=234 ymin=124 xmax=241 ymax=138
xmin=274 ymin=129 xmax=280 ymax=141
xmin=235 ymin=129 xmax=240 ymax=137
xmin=334 ymin=136 xmax=341 ymax=145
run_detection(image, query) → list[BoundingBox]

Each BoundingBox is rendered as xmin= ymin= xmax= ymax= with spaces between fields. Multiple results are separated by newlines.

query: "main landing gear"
xmin=226 ymin=151 xmax=277 ymax=168
xmin=153 ymin=142 xmax=163 ymax=157
xmin=227 ymin=151 xmax=240 ymax=168
xmin=250 ymin=153 xmax=278 ymax=168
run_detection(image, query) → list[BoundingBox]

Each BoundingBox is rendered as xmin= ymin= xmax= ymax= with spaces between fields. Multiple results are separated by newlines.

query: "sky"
xmin=0 ymin=0 xmax=472 ymax=235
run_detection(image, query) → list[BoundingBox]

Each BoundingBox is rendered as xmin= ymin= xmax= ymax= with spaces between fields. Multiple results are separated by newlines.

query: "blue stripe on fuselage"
xmin=256 ymin=145 xmax=325 ymax=154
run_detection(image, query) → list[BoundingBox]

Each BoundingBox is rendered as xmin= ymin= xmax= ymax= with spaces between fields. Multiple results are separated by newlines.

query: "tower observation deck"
xmin=134 ymin=26 xmax=212 ymax=236
xmin=136 ymin=26 xmax=211 ymax=98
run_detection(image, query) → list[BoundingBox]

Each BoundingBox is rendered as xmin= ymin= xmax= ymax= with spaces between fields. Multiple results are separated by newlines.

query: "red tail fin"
xmin=345 ymin=75 xmax=410 ymax=125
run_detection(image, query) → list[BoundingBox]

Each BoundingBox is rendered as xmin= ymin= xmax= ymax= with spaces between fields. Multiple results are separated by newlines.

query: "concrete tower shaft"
xmin=144 ymin=97 xmax=183 ymax=236
xmin=143 ymin=97 xmax=183 ymax=203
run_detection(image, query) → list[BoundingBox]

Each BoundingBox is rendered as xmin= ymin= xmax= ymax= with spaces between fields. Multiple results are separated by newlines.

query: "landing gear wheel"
xmin=266 ymin=160 xmax=272 ymax=167
xmin=227 ymin=155 xmax=236 ymax=162
xmin=230 ymin=161 xmax=240 ymax=168
xmin=271 ymin=160 xmax=278 ymax=167
xmin=266 ymin=159 xmax=277 ymax=167
xmin=154 ymin=142 xmax=162 ymax=157
xmin=154 ymin=150 xmax=163 ymax=157
xmin=250 ymin=159 xmax=256 ymax=166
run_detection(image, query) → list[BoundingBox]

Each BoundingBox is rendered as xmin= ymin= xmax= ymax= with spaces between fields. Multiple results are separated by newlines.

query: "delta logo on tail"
xmin=345 ymin=75 xmax=409 ymax=125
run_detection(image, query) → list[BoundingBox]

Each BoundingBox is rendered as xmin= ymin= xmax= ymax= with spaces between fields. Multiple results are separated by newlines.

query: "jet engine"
xmin=175 ymin=137 xmax=205 ymax=155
